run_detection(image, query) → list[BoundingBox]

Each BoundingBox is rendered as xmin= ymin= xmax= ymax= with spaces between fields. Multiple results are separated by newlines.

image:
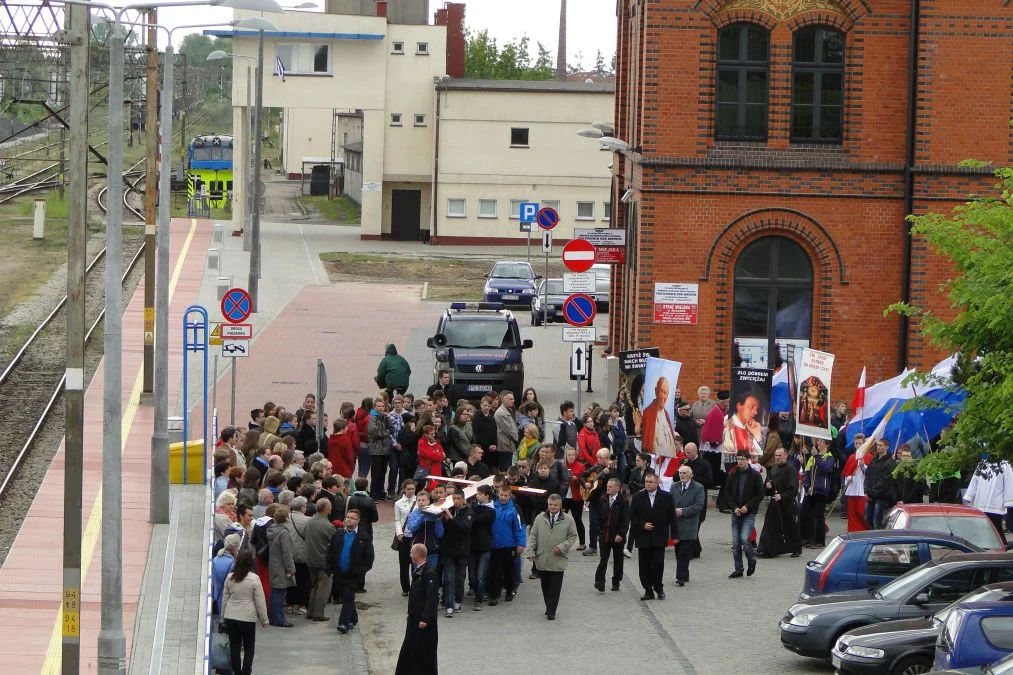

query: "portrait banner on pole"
xmin=795 ymin=348 xmax=834 ymax=440
xmin=640 ymin=357 xmax=683 ymax=457
xmin=728 ymin=368 xmax=772 ymax=457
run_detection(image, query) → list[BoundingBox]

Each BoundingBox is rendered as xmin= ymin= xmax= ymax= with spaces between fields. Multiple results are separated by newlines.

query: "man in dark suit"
xmin=326 ymin=509 xmax=375 ymax=634
xmin=395 ymin=543 xmax=440 ymax=675
xmin=671 ymin=465 xmax=706 ymax=586
xmin=595 ymin=477 xmax=630 ymax=592
xmin=629 ymin=471 xmax=675 ymax=600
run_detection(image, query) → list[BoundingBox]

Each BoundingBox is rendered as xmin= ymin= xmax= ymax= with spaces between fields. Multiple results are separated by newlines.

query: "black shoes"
xmin=640 ymin=592 xmax=655 ymax=601
xmin=790 ymin=551 xmax=801 ymax=558
xmin=611 ymin=584 xmax=621 ymax=592
xmin=504 ymin=592 xmax=516 ymax=602
xmin=728 ymin=571 xmax=744 ymax=579
xmin=656 ymin=591 xmax=666 ymax=600
xmin=675 ymin=581 xmax=685 ymax=587
xmin=312 ymin=616 xmax=329 ymax=622
xmin=747 ymin=560 xmax=756 ymax=576
xmin=336 ymin=624 xmax=349 ymax=634
xmin=546 ymin=613 xmax=555 ymax=620
xmin=595 ymin=583 xmax=605 ymax=593
xmin=488 ymin=599 xmax=499 ymax=606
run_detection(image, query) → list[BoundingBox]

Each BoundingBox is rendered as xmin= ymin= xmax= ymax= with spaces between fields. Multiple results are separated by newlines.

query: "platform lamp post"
xmin=206 ymin=49 xmax=257 ymax=252
xmin=59 ymin=2 xmax=282 ymax=673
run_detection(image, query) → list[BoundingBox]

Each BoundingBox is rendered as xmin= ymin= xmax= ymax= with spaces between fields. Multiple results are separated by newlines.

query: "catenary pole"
xmin=249 ymin=30 xmax=264 ymax=311
xmin=142 ymin=8 xmax=158 ymax=397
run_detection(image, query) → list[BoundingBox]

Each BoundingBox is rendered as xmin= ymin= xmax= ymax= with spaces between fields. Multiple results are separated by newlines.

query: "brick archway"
xmin=703 ymin=208 xmax=846 ymax=384
xmin=694 ymin=0 xmax=869 ymax=27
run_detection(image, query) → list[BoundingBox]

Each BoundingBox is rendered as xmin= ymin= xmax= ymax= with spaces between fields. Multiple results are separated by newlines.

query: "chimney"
xmin=555 ymin=0 xmax=566 ymax=81
xmin=376 ymin=0 xmax=387 ymax=17
xmin=434 ymin=2 xmax=465 ymax=78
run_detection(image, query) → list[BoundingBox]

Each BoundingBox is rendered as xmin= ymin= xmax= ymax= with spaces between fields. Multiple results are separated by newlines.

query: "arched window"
xmin=791 ymin=26 xmax=845 ymax=142
xmin=716 ymin=23 xmax=770 ymax=141
xmin=733 ymin=237 xmax=813 ymax=368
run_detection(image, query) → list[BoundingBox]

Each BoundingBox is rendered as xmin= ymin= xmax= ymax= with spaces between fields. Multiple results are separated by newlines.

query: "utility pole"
xmin=556 ymin=0 xmax=567 ymax=81
xmin=142 ymin=8 xmax=158 ymax=399
xmin=249 ymin=30 xmax=264 ymax=311
xmin=63 ymin=7 xmax=88 ymax=673
xmin=179 ymin=54 xmax=188 ymax=176
xmin=98 ymin=15 xmax=126 ymax=674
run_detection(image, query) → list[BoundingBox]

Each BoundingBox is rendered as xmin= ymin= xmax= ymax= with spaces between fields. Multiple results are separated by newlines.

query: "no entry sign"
xmin=562 ymin=239 xmax=596 ymax=273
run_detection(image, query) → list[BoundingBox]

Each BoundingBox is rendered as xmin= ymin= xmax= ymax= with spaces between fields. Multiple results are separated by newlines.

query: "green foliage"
xmin=179 ymin=33 xmax=234 ymax=103
xmin=464 ymin=30 xmax=554 ymax=81
xmin=887 ymin=167 xmax=1013 ymax=477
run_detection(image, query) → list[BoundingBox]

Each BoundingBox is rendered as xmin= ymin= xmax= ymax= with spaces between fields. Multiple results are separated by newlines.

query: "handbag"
xmin=210 ymin=622 xmax=231 ymax=670
xmin=413 ymin=466 xmax=429 ymax=481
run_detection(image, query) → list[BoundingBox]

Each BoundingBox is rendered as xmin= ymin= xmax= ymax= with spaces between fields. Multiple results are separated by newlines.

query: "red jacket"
xmin=417 ymin=438 xmax=446 ymax=476
xmin=565 ymin=459 xmax=586 ymax=500
xmin=327 ymin=433 xmax=357 ymax=479
xmin=577 ymin=427 xmax=600 ymax=467
xmin=354 ymin=408 xmax=370 ymax=446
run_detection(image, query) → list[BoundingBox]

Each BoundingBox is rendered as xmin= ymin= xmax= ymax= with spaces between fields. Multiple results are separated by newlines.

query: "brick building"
xmin=609 ymin=0 xmax=1013 ymax=394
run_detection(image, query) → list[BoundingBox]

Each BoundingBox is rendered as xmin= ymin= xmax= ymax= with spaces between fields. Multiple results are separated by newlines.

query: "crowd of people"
xmin=206 ymin=361 xmax=995 ymax=675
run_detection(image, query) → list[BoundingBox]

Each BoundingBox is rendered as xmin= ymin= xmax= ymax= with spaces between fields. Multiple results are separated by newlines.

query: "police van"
xmin=427 ymin=302 xmax=533 ymax=401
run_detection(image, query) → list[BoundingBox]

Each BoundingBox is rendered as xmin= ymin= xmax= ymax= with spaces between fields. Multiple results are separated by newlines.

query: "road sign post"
xmin=316 ymin=359 xmax=327 ymax=450
xmin=562 ymin=239 xmax=596 ymax=273
xmin=571 ymin=342 xmax=588 ymax=411
xmin=220 ymin=288 xmax=252 ymax=425
xmin=541 ymin=231 xmax=552 ymax=329
xmin=562 ymin=293 xmax=597 ymax=327
xmin=520 ymin=202 xmax=538 ymax=266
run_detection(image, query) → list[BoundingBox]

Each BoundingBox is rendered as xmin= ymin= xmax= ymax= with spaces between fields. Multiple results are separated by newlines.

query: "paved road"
xmin=247 ymin=273 xmax=839 ymax=674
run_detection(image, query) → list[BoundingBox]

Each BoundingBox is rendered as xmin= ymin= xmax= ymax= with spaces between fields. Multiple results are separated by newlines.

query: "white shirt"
xmin=653 ymin=413 xmax=678 ymax=457
xmin=647 ymin=490 xmax=656 ymax=507
xmin=964 ymin=461 xmax=1013 ymax=515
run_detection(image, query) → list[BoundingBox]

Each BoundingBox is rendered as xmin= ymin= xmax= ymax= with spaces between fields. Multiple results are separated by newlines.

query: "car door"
xmin=898 ymin=568 xmax=990 ymax=620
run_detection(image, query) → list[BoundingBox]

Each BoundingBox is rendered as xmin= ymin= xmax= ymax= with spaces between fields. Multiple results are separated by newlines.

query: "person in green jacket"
xmin=377 ymin=344 xmax=412 ymax=398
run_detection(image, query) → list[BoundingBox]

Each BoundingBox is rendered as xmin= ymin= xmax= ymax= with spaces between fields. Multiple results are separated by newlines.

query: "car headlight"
xmin=787 ymin=613 xmax=813 ymax=628
xmin=846 ymin=645 xmax=885 ymax=659
xmin=503 ymin=363 xmax=522 ymax=372
xmin=521 ymin=288 xmax=533 ymax=294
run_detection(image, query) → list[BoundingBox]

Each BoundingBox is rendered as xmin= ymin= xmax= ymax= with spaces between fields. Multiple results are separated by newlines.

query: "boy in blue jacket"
xmin=404 ymin=490 xmax=444 ymax=568
xmin=486 ymin=485 xmax=527 ymax=605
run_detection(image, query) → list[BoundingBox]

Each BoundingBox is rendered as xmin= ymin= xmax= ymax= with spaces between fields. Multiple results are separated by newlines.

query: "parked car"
xmin=800 ymin=530 xmax=983 ymax=600
xmin=590 ymin=263 xmax=610 ymax=312
xmin=832 ymin=582 xmax=1013 ymax=675
xmin=885 ymin=504 xmax=1006 ymax=552
xmin=531 ymin=278 xmax=566 ymax=325
xmin=926 ymin=651 xmax=1013 ymax=674
xmin=935 ymin=600 xmax=1013 ymax=671
xmin=779 ymin=552 xmax=1013 ymax=661
xmin=482 ymin=260 xmax=539 ymax=306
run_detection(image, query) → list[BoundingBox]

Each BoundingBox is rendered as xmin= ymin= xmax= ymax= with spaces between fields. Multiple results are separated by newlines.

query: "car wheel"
xmin=891 ymin=656 xmax=932 ymax=675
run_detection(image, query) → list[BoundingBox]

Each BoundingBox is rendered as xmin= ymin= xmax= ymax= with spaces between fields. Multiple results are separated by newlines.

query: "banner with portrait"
xmin=794 ymin=348 xmax=834 ymax=440
xmin=618 ymin=347 xmax=660 ymax=441
xmin=640 ymin=357 xmax=683 ymax=457
xmin=727 ymin=368 xmax=772 ymax=456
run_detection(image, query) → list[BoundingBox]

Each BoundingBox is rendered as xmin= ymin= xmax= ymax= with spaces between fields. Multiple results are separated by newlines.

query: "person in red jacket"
xmin=417 ymin=424 xmax=446 ymax=485
xmin=562 ymin=446 xmax=588 ymax=550
xmin=354 ymin=397 xmax=372 ymax=478
xmin=327 ymin=418 xmax=357 ymax=479
xmin=577 ymin=413 xmax=600 ymax=468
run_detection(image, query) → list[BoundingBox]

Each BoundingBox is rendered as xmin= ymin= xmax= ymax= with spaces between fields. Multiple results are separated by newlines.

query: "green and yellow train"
xmin=186 ymin=134 xmax=233 ymax=209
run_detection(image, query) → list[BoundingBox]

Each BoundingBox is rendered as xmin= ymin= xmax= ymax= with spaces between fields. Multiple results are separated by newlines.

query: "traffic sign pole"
xmin=527 ymin=229 xmax=531 ymax=267
xmin=543 ymin=240 xmax=549 ymax=329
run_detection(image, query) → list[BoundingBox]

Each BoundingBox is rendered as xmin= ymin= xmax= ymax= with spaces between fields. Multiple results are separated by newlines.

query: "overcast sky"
xmin=147 ymin=0 xmax=618 ymax=68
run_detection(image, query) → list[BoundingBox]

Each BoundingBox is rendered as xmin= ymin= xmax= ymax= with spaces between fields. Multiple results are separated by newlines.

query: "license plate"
xmin=501 ymin=294 xmax=519 ymax=301
xmin=467 ymin=384 xmax=493 ymax=392
xmin=831 ymin=655 xmax=841 ymax=669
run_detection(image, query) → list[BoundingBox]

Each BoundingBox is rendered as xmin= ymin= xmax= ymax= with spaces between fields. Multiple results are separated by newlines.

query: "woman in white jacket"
xmin=222 ymin=550 xmax=269 ymax=675
xmin=393 ymin=479 xmax=418 ymax=596
xmin=964 ymin=458 xmax=1013 ymax=546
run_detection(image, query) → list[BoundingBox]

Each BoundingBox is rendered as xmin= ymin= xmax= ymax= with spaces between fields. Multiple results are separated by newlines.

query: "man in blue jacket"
xmin=486 ymin=485 xmax=526 ymax=605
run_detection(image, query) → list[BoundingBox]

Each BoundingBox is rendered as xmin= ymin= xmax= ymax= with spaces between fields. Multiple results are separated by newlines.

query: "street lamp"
xmin=206 ymin=48 xmax=257 ymax=252
xmin=57 ymin=3 xmax=283 ymax=672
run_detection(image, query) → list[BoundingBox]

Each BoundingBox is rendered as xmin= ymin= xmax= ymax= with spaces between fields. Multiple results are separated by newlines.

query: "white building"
xmin=220 ymin=2 xmax=614 ymax=243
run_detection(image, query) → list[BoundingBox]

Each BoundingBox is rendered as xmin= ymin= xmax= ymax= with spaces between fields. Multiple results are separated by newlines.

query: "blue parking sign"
xmin=520 ymin=202 xmax=539 ymax=223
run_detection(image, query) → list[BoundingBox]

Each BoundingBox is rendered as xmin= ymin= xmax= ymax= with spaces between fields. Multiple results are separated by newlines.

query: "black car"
xmin=832 ymin=582 xmax=1013 ymax=675
xmin=779 ymin=552 xmax=1013 ymax=661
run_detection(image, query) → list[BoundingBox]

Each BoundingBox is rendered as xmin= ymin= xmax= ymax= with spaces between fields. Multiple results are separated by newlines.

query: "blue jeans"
xmin=731 ymin=512 xmax=757 ymax=573
xmin=469 ymin=551 xmax=490 ymax=601
xmin=357 ymin=444 xmax=370 ymax=478
xmin=443 ymin=555 xmax=468 ymax=609
xmin=865 ymin=499 xmax=888 ymax=530
xmin=268 ymin=588 xmax=287 ymax=625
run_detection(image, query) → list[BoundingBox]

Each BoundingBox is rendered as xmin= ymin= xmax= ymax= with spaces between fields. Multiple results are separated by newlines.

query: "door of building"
xmin=391 ymin=189 xmax=422 ymax=241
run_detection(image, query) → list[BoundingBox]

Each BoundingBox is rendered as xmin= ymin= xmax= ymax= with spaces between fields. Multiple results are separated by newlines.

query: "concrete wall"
xmin=434 ymin=87 xmax=614 ymax=242
xmin=282 ymin=108 xmax=337 ymax=177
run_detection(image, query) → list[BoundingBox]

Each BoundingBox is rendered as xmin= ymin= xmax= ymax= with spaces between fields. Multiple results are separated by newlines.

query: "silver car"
xmin=591 ymin=263 xmax=611 ymax=312
xmin=531 ymin=278 xmax=567 ymax=326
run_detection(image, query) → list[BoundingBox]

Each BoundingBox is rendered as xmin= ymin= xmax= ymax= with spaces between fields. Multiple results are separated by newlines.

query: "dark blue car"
xmin=483 ymin=261 xmax=539 ymax=306
xmin=936 ymin=601 xmax=1013 ymax=671
xmin=801 ymin=530 xmax=983 ymax=600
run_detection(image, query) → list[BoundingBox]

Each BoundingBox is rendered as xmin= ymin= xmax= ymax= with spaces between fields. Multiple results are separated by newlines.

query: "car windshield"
xmin=543 ymin=280 xmax=564 ymax=294
xmin=491 ymin=263 xmax=534 ymax=280
xmin=909 ymin=514 xmax=1000 ymax=550
xmin=876 ymin=563 xmax=938 ymax=601
xmin=814 ymin=537 xmax=844 ymax=565
xmin=441 ymin=320 xmax=517 ymax=349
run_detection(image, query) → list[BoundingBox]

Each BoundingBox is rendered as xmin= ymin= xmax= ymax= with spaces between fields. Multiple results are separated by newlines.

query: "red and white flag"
xmin=848 ymin=366 xmax=866 ymax=424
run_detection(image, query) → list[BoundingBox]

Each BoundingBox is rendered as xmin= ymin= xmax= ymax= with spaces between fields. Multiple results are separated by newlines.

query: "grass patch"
xmin=297 ymin=195 xmax=360 ymax=223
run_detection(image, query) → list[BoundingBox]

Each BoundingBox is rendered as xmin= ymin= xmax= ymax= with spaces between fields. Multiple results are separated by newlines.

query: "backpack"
xmin=252 ymin=522 xmax=271 ymax=563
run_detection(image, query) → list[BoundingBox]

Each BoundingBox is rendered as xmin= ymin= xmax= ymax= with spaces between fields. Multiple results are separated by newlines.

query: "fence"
xmin=200 ymin=408 xmax=219 ymax=674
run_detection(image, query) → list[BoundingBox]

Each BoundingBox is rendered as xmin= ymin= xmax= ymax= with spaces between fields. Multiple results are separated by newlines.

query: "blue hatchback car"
xmin=935 ymin=601 xmax=1013 ymax=671
xmin=800 ymin=530 xmax=983 ymax=600
xmin=483 ymin=261 xmax=539 ymax=306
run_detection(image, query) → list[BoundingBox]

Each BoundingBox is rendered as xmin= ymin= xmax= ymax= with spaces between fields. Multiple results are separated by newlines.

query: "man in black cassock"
xmin=395 ymin=543 xmax=439 ymax=675
xmin=758 ymin=447 xmax=802 ymax=558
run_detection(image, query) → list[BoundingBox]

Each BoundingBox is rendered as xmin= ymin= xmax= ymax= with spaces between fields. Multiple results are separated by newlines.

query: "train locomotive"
xmin=186 ymin=134 xmax=233 ymax=209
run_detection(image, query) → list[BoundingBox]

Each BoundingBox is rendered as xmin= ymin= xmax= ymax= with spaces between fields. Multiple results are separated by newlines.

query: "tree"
xmin=593 ymin=49 xmax=606 ymax=75
xmin=566 ymin=50 xmax=585 ymax=75
xmin=464 ymin=29 xmax=554 ymax=81
xmin=888 ymin=166 xmax=1013 ymax=478
xmin=610 ymin=51 xmax=617 ymax=75
xmin=178 ymin=33 xmax=233 ymax=102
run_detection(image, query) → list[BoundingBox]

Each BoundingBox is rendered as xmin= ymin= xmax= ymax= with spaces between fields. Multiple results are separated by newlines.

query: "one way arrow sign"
xmin=570 ymin=342 xmax=588 ymax=379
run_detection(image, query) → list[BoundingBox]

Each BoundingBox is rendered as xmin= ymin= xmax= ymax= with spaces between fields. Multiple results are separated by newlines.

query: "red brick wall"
xmin=610 ymin=0 xmax=1013 ymax=396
